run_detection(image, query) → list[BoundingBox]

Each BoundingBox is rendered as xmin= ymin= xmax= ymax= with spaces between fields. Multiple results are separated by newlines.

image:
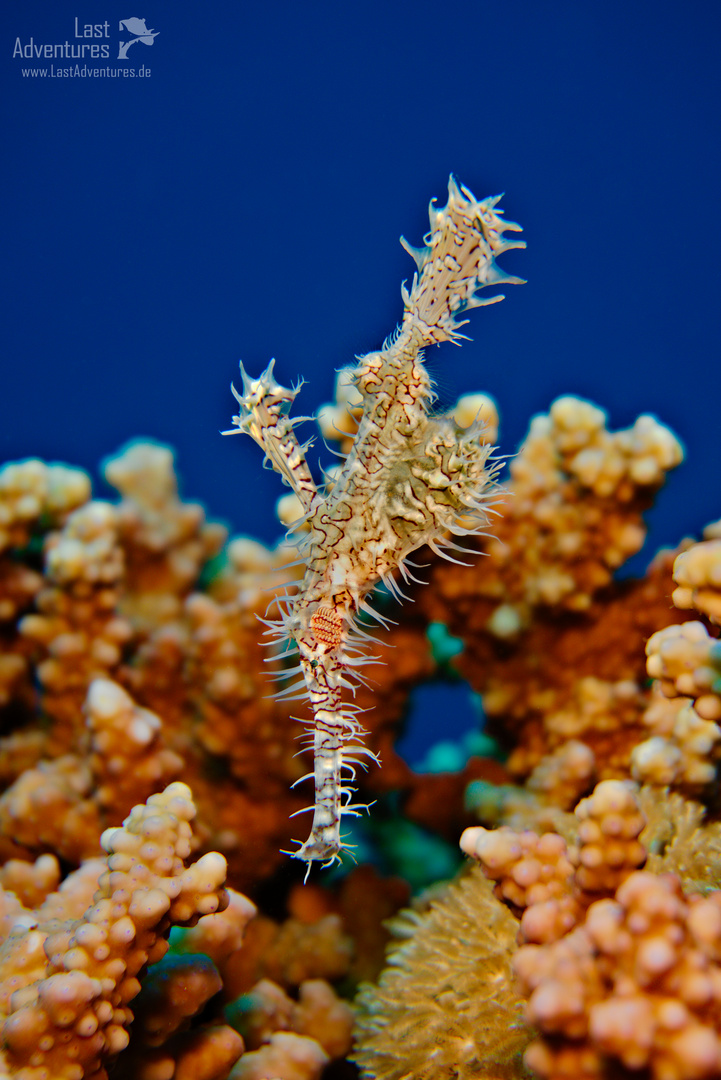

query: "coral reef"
xmin=352 ymin=865 xmax=531 ymax=1080
xmin=672 ymin=521 xmax=721 ymax=624
xmin=2 ymin=412 xmax=716 ymax=1071
xmin=460 ymin=780 xmax=721 ymax=1080
xmin=2 ymin=178 xmax=721 ymax=1079
xmin=0 ymin=782 xmax=231 ymax=1079
xmin=1 ymin=424 xmax=720 ymax=1080
xmin=355 ymin=777 xmax=721 ymax=1080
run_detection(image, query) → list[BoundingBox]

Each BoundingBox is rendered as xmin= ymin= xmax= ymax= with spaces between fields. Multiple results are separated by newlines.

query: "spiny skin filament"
xmin=223 ymin=176 xmax=525 ymax=870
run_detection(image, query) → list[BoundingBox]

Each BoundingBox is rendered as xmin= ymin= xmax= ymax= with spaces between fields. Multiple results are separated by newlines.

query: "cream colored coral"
xmin=515 ymin=872 xmax=721 ymax=1080
xmin=573 ymin=779 xmax=646 ymax=894
xmin=460 ymin=825 xmax=576 ymax=913
xmin=547 ymin=398 xmax=682 ymax=496
xmin=463 ymin=781 xmax=648 ymax=948
xmin=229 ymin=1030 xmax=329 ymax=1080
xmin=103 ymin=441 xmax=227 ymax=629
xmin=215 ymin=535 xmax=300 ymax=613
xmin=276 ymin=491 xmax=306 ymax=528
xmin=0 ymin=782 xmax=228 ymax=1079
xmin=526 ymin=740 xmax=596 ymax=810
xmin=646 ymin=621 xmax=721 ymax=720
xmin=104 ymin=442 xmax=179 ymax=509
xmin=0 ymin=856 xmax=60 ymax=910
xmin=0 ymin=460 xmax=90 ymax=555
xmin=316 ymin=367 xmax=363 ymax=452
xmin=84 ymin=677 xmax=183 ymax=817
xmin=493 ymin=396 xmax=682 ymax=618
xmin=450 ymin=392 xmax=499 ymax=443
xmin=44 ymin=501 xmax=124 ymax=588
xmin=541 ymin=677 xmax=646 ymax=743
xmin=461 ymin=824 xmax=581 ymax=946
xmin=19 ymin=501 xmax=132 ymax=751
xmin=174 ymin=887 xmax=257 ymax=965
xmin=673 ymin=538 xmax=721 ymax=623
xmin=632 ymin=699 xmax=721 ymax=788
xmin=631 ymin=621 xmax=721 ymax=790
xmin=37 ymin=859 xmax=108 ymax=924
xmin=0 ymin=755 xmax=102 ymax=863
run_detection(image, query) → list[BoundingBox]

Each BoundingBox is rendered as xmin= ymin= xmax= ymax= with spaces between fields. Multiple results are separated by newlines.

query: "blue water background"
xmin=2 ymin=1 xmax=719 ymax=758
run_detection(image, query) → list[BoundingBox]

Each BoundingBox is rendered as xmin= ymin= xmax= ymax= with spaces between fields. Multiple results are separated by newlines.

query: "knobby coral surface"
xmin=0 ymin=782 xmax=232 ymax=1079
xmin=1 ymin=424 xmax=719 ymax=1079
xmin=354 ymin=779 xmax=721 ymax=1080
xmin=460 ymin=780 xmax=721 ymax=1080
xmin=1 ymin=180 xmax=720 ymax=1079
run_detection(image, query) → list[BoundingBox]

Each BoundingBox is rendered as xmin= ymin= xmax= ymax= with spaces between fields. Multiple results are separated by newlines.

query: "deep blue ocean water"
xmin=3 ymin=1 xmax=719 ymax=758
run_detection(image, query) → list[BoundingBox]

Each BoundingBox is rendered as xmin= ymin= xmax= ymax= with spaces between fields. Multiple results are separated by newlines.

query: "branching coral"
xmin=632 ymin=620 xmax=721 ymax=789
xmin=2 ymin=176 xmax=721 ymax=1080
xmin=416 ymin=396 xmax=684 ymax=798
xmin=0 ymin=779 xmax=346 ymax=1080
xmin=0 ymin=782 xmax=230 ymax=1079
xmin=673 ymin=521 xmax=721 ymax=624
xmin=0 ymin=443 xmax=315 ymax=887
xmin=458 ymin=780 xmax=721 ymax=1080
xmin=354 ymin=781 xmax=721 ymax=1080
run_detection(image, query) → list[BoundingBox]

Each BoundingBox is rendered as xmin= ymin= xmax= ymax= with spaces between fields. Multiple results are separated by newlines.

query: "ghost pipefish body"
xmin=223 ymin=176 xmax=525 ymax=871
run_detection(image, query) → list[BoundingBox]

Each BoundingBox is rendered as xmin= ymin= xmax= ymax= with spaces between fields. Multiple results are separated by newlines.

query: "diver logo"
xmin=117 ymin=18 xmax=159 ymax=60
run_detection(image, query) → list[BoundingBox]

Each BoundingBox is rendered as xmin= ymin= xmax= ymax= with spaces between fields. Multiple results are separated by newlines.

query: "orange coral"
xmin=516 ymin=872 xmax=721 ymax=1080
xmin=631 ymin=620 xmax=721 ymax=791
xmin=0 ymin=444 xmax=320 ymax=888
xmin=463 ymin=780 xmax=721 ymax=1080
xmin=0 ymin=782 xmax=229 ymax=1079
xmin=19 ymin=500 xmax=132 ymax=753
xmin=407 ymin=399 xmax=687 ymax=808
xmin=0 ymin=376 xmax=719 ymax=1080
xmin=673 ymin=523 xmax=721 ymax=624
